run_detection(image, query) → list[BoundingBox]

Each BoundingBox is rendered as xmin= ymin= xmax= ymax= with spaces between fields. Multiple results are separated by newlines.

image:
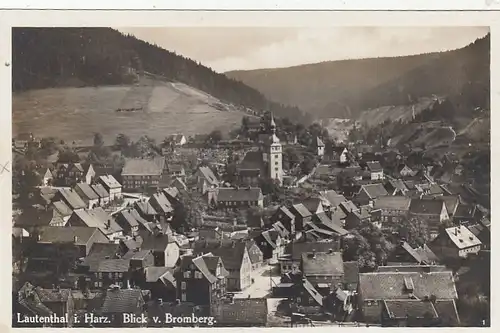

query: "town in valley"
xmin=11 ymin=27 xmax=490 ymax=328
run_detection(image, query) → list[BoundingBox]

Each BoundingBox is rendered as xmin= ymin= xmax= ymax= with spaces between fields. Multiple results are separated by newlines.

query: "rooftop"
xmin=100 ymin=288 xmax=144 ymax=313
xmin=122 ymin=158 xmax=163 ymax=176
xmin=360 ymin=183 xmax=389 ymax=200
xmin=37 ymin=226 xmax=101 ymax=245
xmin=409 ymin=198 xmax=445 ymax=215
xmin=75 ymin=182 xmax=99 ymax=201
xmin=374 ymin=196 xmax=412 ymax=211
xmin=217 ymin=187 xmax=262 ymax=202
xmin=301 ymin=251 xmax=344 ymax=276
xmin=444 ymin=226 xmax=482 ymax=249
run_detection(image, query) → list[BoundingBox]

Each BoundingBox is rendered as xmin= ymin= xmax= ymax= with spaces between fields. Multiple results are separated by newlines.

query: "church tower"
xmin=268 ymin=114 xmax=283 ymax=183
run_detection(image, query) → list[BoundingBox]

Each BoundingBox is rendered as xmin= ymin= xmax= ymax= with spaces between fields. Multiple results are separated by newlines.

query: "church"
xmin=236 ymin=115 xmax=283 ymax=186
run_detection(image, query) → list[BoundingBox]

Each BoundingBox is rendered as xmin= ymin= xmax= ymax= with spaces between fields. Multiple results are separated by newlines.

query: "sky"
xmin=117 ymin=27 xmax=489 ymax=73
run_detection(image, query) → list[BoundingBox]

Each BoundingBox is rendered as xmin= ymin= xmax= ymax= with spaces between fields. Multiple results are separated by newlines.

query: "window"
xmin=297 ymin=297 xmax=301 ymax=303
xmin=181 ymin=293 xmax=187 ymax=302
xmin=97 ymin=272 xmax=102 ymax=279
xmin=98 ymin=281 xmax=103 ymax=288
xmin=275 ymin=161 xmax=278 ymax=165
xmin=195 ymin=271 xmax=203 ymax=279
xmin=184 ymin=271 xmax=191 ymax=278
xmin=181 ymin=282 xmax=187 ymax=290
xmin=118 ymin=272 xmax=123 ymax=278
xmin=108 ymin=273 xmax=113 ymax=279
xmin=94 ymin=282 xmax=99 ymax=288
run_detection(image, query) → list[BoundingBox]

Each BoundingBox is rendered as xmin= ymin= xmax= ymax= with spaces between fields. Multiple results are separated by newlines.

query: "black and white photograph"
xmin=10 ymin=24 xmax=490 ymax=328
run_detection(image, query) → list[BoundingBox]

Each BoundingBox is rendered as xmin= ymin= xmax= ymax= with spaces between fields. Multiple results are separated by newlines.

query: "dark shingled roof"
xmin=409 ymin=198 xmax=445 ymax=215
xmin=83 ymin=243 xmax=122 ymax=267
xmin=100 ymin=289 xmax=144 ymax=314
xmin=150 ymin=193 xmax=173 ymax=214
xmin=91 ymin=184 xmax=109 ymax=198
xmin=37 ymin=226 xmax=102 ymax=245
xmin=290 ymin=203 xmax=312 ymax=218
xmin=246 ymin=241 xmax=263 ymax=265
xmin=193 ymin=240 xmax=247 ymax=270
xmin=90 ymin=259 xmax=131 ymax=273
xmin=217 ymin=187 xmax=262 ymax=202
xmin=75 ymin=182 xmax=99 ymax=201
xmin=433 ymin=300 xmax=461 ymax=326
xmin=302 ymin=198 xmax=323 ymax=214
xmin=366 ymin=161 xmax=383 ymax=173
xmin=359 ymin=271 xmax=458 ymax=300
xmin=197 ymin=166 xmax=219 ymax=185
xmin=52 ymin=201 xmax=73 ymax=217
xmin=141 ymin=234 xmax=176 ymax=252
xmin=301 ymin=252 xmax=344 ymax=276
xmin=135 ymin=200 xmax=158 ymax=216
xmin=441 ymin=196 xmax=460 ymax=216
xmin=320 ymin=190 xmax=347 ymax=208
xmin=145 ymin=267 xmax=175 ymax=285
xmin=384 ymin=300 xmax=438 ymax=319
xmin=117 ymin=209 xmax=139 ymax=228
xmin=343 ymin=261 xmax=360 ymax=288
xmin=303 ymin=278 xmax=324 ymax=306
xmin=374 ymin=196 xmax=411 ymax=211
xmin=359 ymin=184 xmax=389 ymax=200
xmin=239 ymin=151 xmax=264 ymax=170
xmin=122 ymin=158 xmax=163 ymax=176
xmin=212 ymin=298 xmax=268 ymax=326
xmin=58 ymin=188 xmax=86 ymax=210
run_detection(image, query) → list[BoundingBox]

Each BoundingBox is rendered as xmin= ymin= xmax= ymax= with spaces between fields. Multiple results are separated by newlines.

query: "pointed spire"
xmin=270 ymin=113 xmax=276 ymax=134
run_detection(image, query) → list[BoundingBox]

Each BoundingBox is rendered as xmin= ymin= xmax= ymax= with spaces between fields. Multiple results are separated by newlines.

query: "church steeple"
xmin=270 ymin=113 xmax=276 ymax=133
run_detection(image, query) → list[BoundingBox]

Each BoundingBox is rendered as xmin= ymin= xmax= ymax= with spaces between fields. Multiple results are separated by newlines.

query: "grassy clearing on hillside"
xmin=13 ymin=82 xmax=246 ymax=145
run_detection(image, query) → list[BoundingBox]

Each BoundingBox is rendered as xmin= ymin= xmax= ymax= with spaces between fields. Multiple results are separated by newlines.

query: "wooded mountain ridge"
xmin=12 ymin=28 xmax=310 ymax=123
xmin=227 ymin=34 xmax=490 ymax=120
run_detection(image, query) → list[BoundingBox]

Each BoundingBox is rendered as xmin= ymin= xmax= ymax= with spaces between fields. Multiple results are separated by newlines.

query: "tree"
xmin=115 ymin=133 xmax=130 ymax=151
xmin=208 ymin=130 xmax=223 ymax=144
xmin=259 ymin=178 xmax=282 ymax=202
xmin=396 ymin=216 xmax=431 ymax=248
xmin=93 ymin=132 xmax=104 ymax=148
xmin=57 ymin=147 xmax=80 ymax=163
xmin=300 ymin=153 xmax=317 ymax=175
xmin=283 ymin=147 xmax=300 ymax=170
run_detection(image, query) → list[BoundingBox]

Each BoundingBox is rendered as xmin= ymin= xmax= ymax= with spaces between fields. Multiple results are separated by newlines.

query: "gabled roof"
xmin=276 ymin=205 xmax=295 ymax=220
xmin=339 ymin=201 xmax=359 ymax=214
xmin=141 ymin=234 xmax=176 ymax=252
xmin=272 ymin=222 xmax=290 ymax=238
xmin=52 ymin=201 xmax=73 ymax=217
xmin=433 ymin=300 xmax=461 ymax=326
xmin=83 ymin=242 xmax=121 ymax=265
xmin=246 ymin=241 xmax=263 ymax=265
xmin=100 ymin=289 xmax=144 ymax=313
xmin=99 ymin=175 xmax=122 ymax=189
xmin=444 ymin=226 xmax=482 ymax=249
xmin=386 ymin=179 xmax=408 ymax=192
xmin=374 ymin=196 xmax=411 ymax=211
xmin=217 ymin=187 xmax=262 ymax=202
xmin=409 ymin=198 xmax=445 ymax=215
xmin=261 ymin=230 xmax=280 ymax=249
xmin=238 ymin=151 xmax=264 ymax=171
xmin=384 ymin=300 xmax=438 ymax=319
xmin=315 ymin=137 xmax=325 ymax=147
xmin=320 ymin=190 xmax=347 ymax=208
xmin=284 ymin=241 xmax=340 ymax=261
xmin=359 ymin=184 xmax=389 ymax=200
xmin=87 ymin=207 xmax=123 ymax=234
xmin=441 ymin=196 xmax=460 ymax=216
xmin=197 ymin=166 xmax=219 ymax=185
xmin=414 ymin=244 xmax=440 ymax=265
xmin=89 ymin=259 xmax=131 ymax=272
xmin=302 ymin=278 xmax=324 ymax=306
xmin=302 ymin=198 xmax=323 ymax=214
xmin=37 ymin=226 xmax=102 ymax=246
xmin=150 ymin=193 xmax=173 ymax=214
xmin=58 ymin=188 xmax=86 ymax=210
xmin=366 ymin=161 xmax=383 ymax=172
xmin=145 ymin=267 xmax=175 ymax=287
xmin=43 ymin=168 xmax=53 ymax=179
xmin=117 ymin=209 xmax=139 ymax=228
xmin=130 ymin=209 xmax=151 ymax=229
xmin=91 ymin=184 xmax=109 ymax=198
xmin=290 ymin=203 xmax=312 ymax=218
xmin=358 ymin=271 xmax=458 ymax=300
xmin=167 ymin=164 xmax=185 ymax=173
xmin=75 ymin=182 xmax=99 ymax=201
xmin=135 ymin=200 xmax=158 ymax=216
xmin=301 ymin=252 xmax=344 ymax=276
xmin=122 ymin=158 xmax=163 ymax=176
xmin=193 ymin=240 xmax=247 ymax=270
xmin=163 ymin=187 xmax=179 ymax=200
xmin=312 ymin=212 xmax=349 ymax=236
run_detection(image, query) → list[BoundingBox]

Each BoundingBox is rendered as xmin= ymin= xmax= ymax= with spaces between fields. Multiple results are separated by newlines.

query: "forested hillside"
xmin=12 ymin=28 xmax=310 ymax=123
xmin=227 ymin=34 xmax=490 ymax=119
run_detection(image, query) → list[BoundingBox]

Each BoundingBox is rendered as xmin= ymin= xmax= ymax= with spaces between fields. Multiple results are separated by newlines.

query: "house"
xmin=339 ymin=201 xmax=359 ymax=216
xmin=409 ymin=199 xmax=449 ymax=238
xmin=302 ymin=198 xmax=325 ymax=215
xmin=310 ymin=212 xmax=349 ymax=237
xmin=453 ymin=203 xmax=480 ymax=225
xmin=270 ymin=205 xmax=296 ymax=235
xmin=149 ymin=192 xmax=174 ymax=220
xmin=36 ymin=226 xmax=108 ymax=257
xmin=175 ymin=253 xmax=228 ymax=305
xmin=384 ymin=179 xmax=408 ymax=196
xmin=91 ymin=184 xmax=110 ymax=206
xmin=143 ymin=267 xmax=177 ymax=301
xmin=73 ymin=183 xmax=99 ymax=209
xmin=55 ymin=188 xmax=86 ymax=211
xmin=246 ymin=240 xmax=264 ymax=270
xmin=134 ymin=200 xmax=159 ymax=222
xmin=97 ymin=175 xmax=122 ymax=201
xmin=166 ymin=164 xmax=186 ymax=180
xmin=194 ymin=166 xmax=219 ymax=194
xmin=15 ymin=282 xmax=74 ymax=327
xmin=170 ymin=177 xmax=188 ymax=192
xmin=373 ymin=196 xmax=411 ymax=227
xmin=344 ymin=207 xmax=372 ymax=229
xmin=381 ymin=299 xmax=459 ymax=327
xmin=366 ymin=161 xmax=385 ymax=180
xmin=67 ymin=208 xmax=123 ymax=241
xmin=395 ymin=164 xmax=415 ymax=178
xmin=320 ymin=190 xmax=347 ymax=209
xmin=53 ymin=163 xmax=84 ymax=187
xmin=313 ymin=137 xmax=325 ymax=156
xmin=162 ymin=187 xmax=180 ymax=204
xmin=279 ymin=241 xmax=340 ymax=275
xmin=301 ymin=250 xmax=344 ymax=293
xmin=467 ymin=223 xmax=490 ymax=250
xmin=254 ymin=229 xmax=284 ymax=263
xmin=358 ymin=270 xmax=458 ymax=324
xmin=115 ymin=209 xmax=140 ymax=236
xmin=354 ymin=184 xmax=389 ymax=207
xmin=42 ymin=168 xmax=54 ymax=186
xmin=96 ymin=288 xmax=146 ymax=327
xmin=441 ymin=196 xmax=461 ymax=218
xmin=81 ymin=242 xmax=124 ymax=271
xmin=211 ymin=298 xmax=268 ymax=327
xmin=193 ymin=240 xmax=251 ymax=291
xmin=121 ymin=159 xmax=162 ymax=192
xmin=88 ymin=259 xmax=132 ymax=289
xmin=429 ymin=226 xmax=482 ymax=260
xmin=327 ymin=146 xmax=349 ymax=164
xmin=211 ymin=187 xmax=264 ymax=210
xmin=141 ymin=234 xmax=180 ymax=268
xmin=289 ymin=203 xmax=313 ymax=232
xmin=166 ymin=134 xmax=187 ymax=147
xmin=51 ymin=201 xmax=73 ymax=226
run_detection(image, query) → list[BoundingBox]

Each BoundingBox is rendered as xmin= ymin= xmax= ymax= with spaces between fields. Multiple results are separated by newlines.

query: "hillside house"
xmin=50 ymin=201 xmax=73 ymax=226
xmin=395 ymin=164 xmax=415 ymax=178
xmin=289 ymin=203 xmax=313 ymax=232
xmin=142 ymin=267 xmax=177 ymax=301
xmin=165 ymin=134 xmax=187 ymax=147
xmin=67 ymin=208 xmax=123 ymax=241
xmin=270 ymin=205 xmax=296 ymax=235
xmin=88 ymin=259 xmax=132 ymax=289
xmin=210 ymin=187 xmax=264 ymax=211
xmin=42 ymin=168 xmax=54 ymax=186
xmin=121 ymin=158 xmax=162 ymax=192
xmin=366 ymin=161 xmax=385 ymax=180
xmin=327 ymin=146 xmax=349 ymax=164
xmin=54 ymin=163 xmax=94 ymax=187
xmin=384 ymin=179 xmax=408 ymax=196
xmin=254 ymin=229 xmax=284 ymax=263
xmin=373 ymin=196 xmax=411 ymax=227
xmin=165 ymin=164 xmax=186 ymax=181
xmin=175 ymin=254 xmax=228 ymax=306
xmin=141 ymin=234 xmax=180 ymax=268
xmin=91 ymin=184 xmax=110 ymax=206
xmin=313 ymin=137 xmax=326 ymax=157
xmin=55 ymin=188 xmax=86 ymax=211
xmin=429 ymin=226 xmax=482 ymax=260
xmin=301 ymin=250 xmax=344 ymax=293
xmin=354 ymin=184 xmax=389 ymax=207
xmin=409 ymin=199 xmax=449 ymax=238
xmin=74 ymin=182 xmax=99 ymax=209
xmin=278 ymin=241 xmax=340 ymax=275
xmin=194 ymin=240 xmax=252 ymax=291
xmin=115 ymin=209 xmax=140 ymax=236
xmin=98 ymin=175 xmax=122 ymax=201
xmin=194 ymin=166 xmax=219 ymax=195
xmin=36 ymin=226 xmax=108 ymax=257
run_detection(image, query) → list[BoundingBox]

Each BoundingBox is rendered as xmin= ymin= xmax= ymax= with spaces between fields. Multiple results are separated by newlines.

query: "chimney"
xmin=73 ymin=236 xmax=78 ymax=243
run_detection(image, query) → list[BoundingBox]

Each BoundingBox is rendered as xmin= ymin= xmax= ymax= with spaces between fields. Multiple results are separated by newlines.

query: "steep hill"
xmin=227 ymin=34 xmax=490 ymax=120
xmin=12 ymin=27 xmax=309 ymax=123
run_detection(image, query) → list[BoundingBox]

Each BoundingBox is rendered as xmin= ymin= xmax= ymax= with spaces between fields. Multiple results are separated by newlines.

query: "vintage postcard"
xmin=4 ymin=9 xmax=492 ymax=329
